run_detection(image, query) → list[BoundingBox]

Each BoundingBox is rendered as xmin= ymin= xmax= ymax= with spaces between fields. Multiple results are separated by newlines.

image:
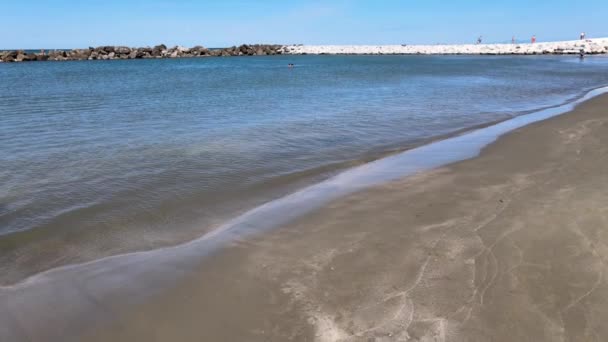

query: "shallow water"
xmin=2 ymin=55 xmax=608 ymax=284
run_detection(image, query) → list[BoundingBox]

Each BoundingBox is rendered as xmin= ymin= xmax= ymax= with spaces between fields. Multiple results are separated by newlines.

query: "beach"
xmin=3 ymin=89 xmax=606 ymax=341
xmin=94 ymin=92 xmax=608 ymax=341
xmin=6 ymin=55 xmax=608 ymax=287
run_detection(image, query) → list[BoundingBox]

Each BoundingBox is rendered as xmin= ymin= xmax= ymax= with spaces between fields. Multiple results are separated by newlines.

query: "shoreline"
xmin=2 ymin=88 xmax=608 ymax=341
xmin=88 ymin=90 xmax=608 ymax=341
xmin=0 ymin=84 xmax=604 ymax=286
xmin=1 ymin=38 xmax=607 ymax=62
xmin=2 ymin=80 xmax=597 ymax=287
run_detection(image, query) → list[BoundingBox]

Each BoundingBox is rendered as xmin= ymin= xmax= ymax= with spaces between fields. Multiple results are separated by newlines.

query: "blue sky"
xmin=2 ymin=0 xmax=607 ymax=49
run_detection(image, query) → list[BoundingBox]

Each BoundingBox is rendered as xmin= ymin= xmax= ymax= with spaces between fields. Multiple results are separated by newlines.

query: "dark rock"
xmin=1 ymin=43 xmax=287 ymax=62
xmin=190 ymin=45 xmax=209 ymax=56
xmin=115 ymin=46 xmax=131 ymax=54
xmin=152 ymin=44 xmax=167 ymax=56
xmin=35 ymin=54 xmax=49 ymax=61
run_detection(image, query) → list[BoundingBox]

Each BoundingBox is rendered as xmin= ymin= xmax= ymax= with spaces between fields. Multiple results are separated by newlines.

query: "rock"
xmin=108 ymin=52 xmax=116 ymax=58
xmin=24 ymin=54 xmax=39 ymax=62
xmin=115 ymin=46 xmax=131 ymax=54
xmin=190 ymin=45 xmax=209 ymax=56
xmin=36 ymin=54 xmax=49 ymax=61
xmin=152 ymin=44 xmax=167 ymax=56
xmin=70 ymin=49 xmax=90 ymax=60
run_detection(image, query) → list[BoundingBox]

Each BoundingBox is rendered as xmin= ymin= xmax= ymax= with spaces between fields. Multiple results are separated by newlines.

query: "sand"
xmin=69 ymin=93 xmax=608 ymax=342
xmin=283 ymin=38 xmax=608 ymax=55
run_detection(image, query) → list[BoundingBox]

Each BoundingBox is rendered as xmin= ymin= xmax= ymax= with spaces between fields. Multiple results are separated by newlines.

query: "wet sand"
xmin=79 ymin=94 xmax=608 ymax=341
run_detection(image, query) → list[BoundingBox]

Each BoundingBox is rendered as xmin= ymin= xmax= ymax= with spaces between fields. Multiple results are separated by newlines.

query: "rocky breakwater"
xmin=283 ymin=38 xmax=608 ymax=55
xmin=0 ymin=44 xmax=284 ymax=62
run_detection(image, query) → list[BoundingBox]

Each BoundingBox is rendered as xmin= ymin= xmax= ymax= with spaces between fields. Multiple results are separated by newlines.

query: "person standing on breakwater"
xmin=531 ymin=35 xmax=536 ymax=44
xmin=476 ymin=36 xmax=482 ymax=44
xmin=512 ymin=36 xmax=516 ymax=44
xmin=580 ymin=32 xmax=586 ymax=40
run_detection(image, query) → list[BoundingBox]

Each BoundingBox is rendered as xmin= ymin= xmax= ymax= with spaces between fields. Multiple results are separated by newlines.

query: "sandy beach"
xmin=61 ymin=93 xmax=608 ymax=342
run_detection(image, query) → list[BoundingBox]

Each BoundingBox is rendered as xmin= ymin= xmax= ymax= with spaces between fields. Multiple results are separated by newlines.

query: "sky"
xmin=1 ymin=0 xmax=607 ymax=49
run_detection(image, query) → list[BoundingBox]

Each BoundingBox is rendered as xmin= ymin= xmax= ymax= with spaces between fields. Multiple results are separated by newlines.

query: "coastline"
xmin=2 ymin=87 xmax=608 ymax=341
xmin=87 ymin=91 xmax=608 ymax=341
xmin=4 ymin=67 xmax=601 ymax=288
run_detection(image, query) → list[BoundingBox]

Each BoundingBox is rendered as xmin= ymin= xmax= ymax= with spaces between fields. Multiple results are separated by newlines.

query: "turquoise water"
xmin=2 ymin=55 xmax=608 ymax=284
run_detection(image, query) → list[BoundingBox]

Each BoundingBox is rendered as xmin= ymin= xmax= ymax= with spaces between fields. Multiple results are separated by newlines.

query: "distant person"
xmin=476 ymin=36 xmax=482 ymax=44
xmin=580 ymin=32 xmax=586 ymax=40
xmin=531 ymin=35 xmax=536 ymax=44
xmin=511 ymin=36 xmax=516 ymax=44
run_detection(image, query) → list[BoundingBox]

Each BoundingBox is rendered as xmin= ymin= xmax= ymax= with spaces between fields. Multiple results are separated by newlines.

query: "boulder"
xmin=70 ymin=49 xmax=90 ymax=60
xmin=190 ymin=45 xmax=209 ymax=56
xmin=208 ymin=49 xmax=221 ymax=57
xmin=35 ymin=54 xmax=49 ymax=61
xmin=115 ymin=46 xmax=131 ymax=54
xmin=152 ymin=44 xmax=167 ymax=55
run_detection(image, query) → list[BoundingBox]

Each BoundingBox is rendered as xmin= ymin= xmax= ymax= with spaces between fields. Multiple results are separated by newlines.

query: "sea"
xmin=2 ymin=54 xmax=608 ymax=284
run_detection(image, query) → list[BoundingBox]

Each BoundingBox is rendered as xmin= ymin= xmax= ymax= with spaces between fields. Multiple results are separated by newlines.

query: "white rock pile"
xmin=282 ymin=38 xmax=608 ymax=55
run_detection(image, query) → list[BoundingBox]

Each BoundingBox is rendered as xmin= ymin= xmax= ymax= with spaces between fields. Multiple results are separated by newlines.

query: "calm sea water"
xmin=2 ymin=55 xmax=608 ymax=284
